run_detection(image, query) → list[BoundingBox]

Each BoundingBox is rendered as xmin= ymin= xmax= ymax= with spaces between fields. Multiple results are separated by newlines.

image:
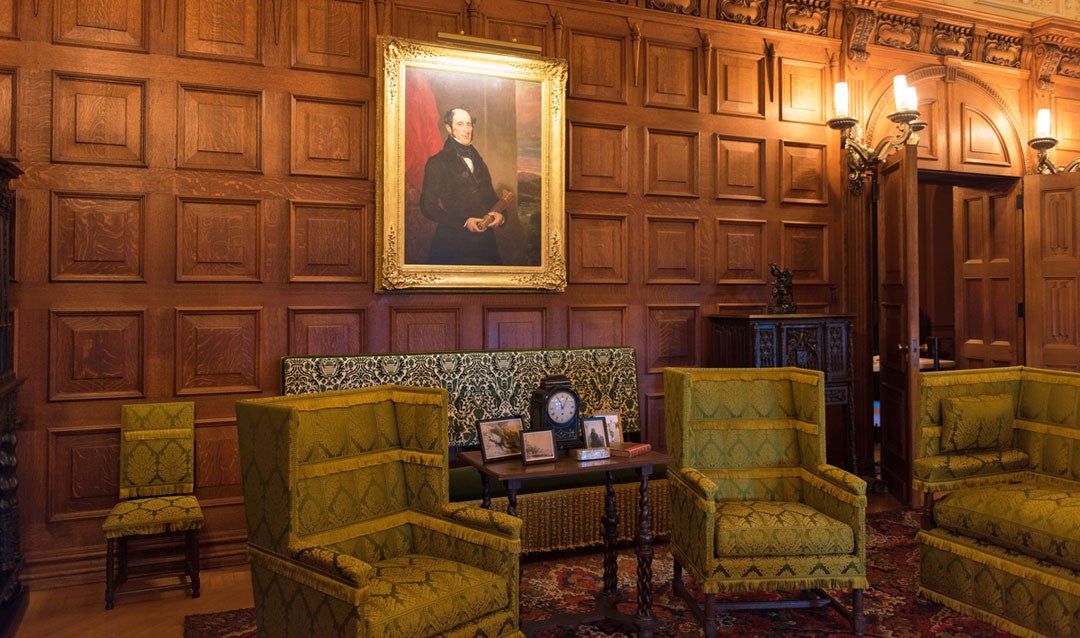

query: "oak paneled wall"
xmin=5 ymin=0 xmax=1068 ymax=587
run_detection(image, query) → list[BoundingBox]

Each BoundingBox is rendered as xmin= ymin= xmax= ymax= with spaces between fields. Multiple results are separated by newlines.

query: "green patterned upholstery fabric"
xmin=664 ymin=367 xmax=866 ymax=631
xmin=235 ymin=386 xmax=524 ymax=638
xmin=714 ymin=500 xmax=854 ymax=557
xmin=915 ymin=367 xmax=1080 ymax=638
xmin=934 ymin=484 xmax=1080 ymax=571
xmin=940 ymin=394 xmax=1014 ymax=453
xmin=102 ymin=494 xmax=203 ymax=539
xmin=118 ymin=402 xmax=196 ymax=498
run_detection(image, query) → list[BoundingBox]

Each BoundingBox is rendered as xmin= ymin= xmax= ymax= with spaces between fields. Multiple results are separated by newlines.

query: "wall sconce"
xmin=827 ymin=75 xmax=926 ymax=196
xmin=1028 ymin=108 xmax=1080 ymax=174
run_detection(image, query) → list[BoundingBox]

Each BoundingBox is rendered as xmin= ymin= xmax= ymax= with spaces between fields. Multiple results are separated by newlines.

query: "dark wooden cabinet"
xmin=707 ymin=314 xmax=855 ymax=472
xmin=0 ymin=159 xmax=22 ymax=635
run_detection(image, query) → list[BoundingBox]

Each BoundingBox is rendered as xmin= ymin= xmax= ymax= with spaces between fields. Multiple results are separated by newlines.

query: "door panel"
xmin=877 ymin=145 xmax=920 ymax=506
xmin=953 ymin=183 xmax=1023 ymax=368
xmin=1024 ymin=173 xmax=1080 ymax=370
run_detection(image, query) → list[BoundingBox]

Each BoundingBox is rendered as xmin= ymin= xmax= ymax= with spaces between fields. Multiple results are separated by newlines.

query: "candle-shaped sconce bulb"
xmin=906 ymin=86 xmax=918 ymax=112
xmin=1036 ymin=109 xmax=1052 ymax=138
xmin=834 ymin=82 xmax=849 ymax=118
xmin=892 ymin=75 xmax=908 ymax=112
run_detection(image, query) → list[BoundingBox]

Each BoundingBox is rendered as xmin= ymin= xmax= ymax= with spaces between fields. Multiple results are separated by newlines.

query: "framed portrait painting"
xmin=376 ymin=34 xmax=568 ymax=291
xmin=476 ymin=416 xmax=524 ymax=463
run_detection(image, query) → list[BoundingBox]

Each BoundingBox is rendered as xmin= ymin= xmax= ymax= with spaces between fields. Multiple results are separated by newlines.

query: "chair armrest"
xmin=291 ymin=545 xmax=372 ymax=587
xmin=814 ymin=464 xmax=867 ymax=497
xmin=440 ymin=502 xmax=522 ymax=539
xmin=676 ymin=466 xmax=721 ymax=501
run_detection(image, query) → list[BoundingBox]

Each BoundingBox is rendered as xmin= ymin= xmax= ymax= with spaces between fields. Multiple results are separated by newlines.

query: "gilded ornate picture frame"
xmin=376 ymin=35 xmax=568 ymax=291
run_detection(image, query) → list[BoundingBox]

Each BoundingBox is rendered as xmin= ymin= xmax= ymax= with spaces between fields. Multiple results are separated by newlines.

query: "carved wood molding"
xmin=782 ymin=0 xmax=830 ymax=37
xmin=846 ymin=5 xmax=878 ymax=62
xmin=1034 ymin=41 xmax=1064 ymax=90
xmin=717 ymin=0 xmax=767 ymax=27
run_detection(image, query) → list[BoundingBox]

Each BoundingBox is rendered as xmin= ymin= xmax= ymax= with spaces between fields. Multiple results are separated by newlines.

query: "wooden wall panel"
xmin=288 ymin=307 xmax=365 ymax=355
xmin=780 ymin=58 xmax=825 ymax=124
xmin=645 ymin=305 xmax=698 ymax=372
xmin=1057 ymin=97 xmax=1080 ymax=154
xmin=0 ymin=68 xmax=12 ymax=157
xmin=289 ymin=202 xmax=366 ymax=282
xmin=714 ymin=49 xmax=764 ymax=118
xmin=193 ymin=420 xmax=242 ymax=499
xmin=177 ymin=198 xmax=261 ymax=282
xmin=715 ymin=218 xmax=766 ymax=283
xmin=46 ymin=426 xmax=117 ymax=522
xmin=568 ymin=306 xmax=627 ymax=347
xmin=50 ymin=192 xmax=144 ymax=281
xmin=175 ymin=308 xmax=261 ymax=395
xmin=780 ymin=140 xmax=827 ymax=204
xmin=644 ymin=392 xmax=664 ymax=449
xmin=645 ymin=129 xmax=698 ymax=197
xmin=483 ymin=307 xmax=546 ymax=349
xmin=484 ymin=17 xmax=547 ymax=53
xmin=645 ymin=216 xmax=698 ymax=283
xmin=569 ymin=31 xmax=626 ymax=103
xmin=782 ymin=221 xmax=828 ymax=284
xmin=49 ymin=310 xmax=144 ymax=401
xmin=52 ymin=73 xmax=145 ymax=166
xmin=568 ymin=213 xmax=627 ymax=283
xmin=54 ymin=0 xmax=147 ymax=51
xmin=291 ymin=96 xmax=367 ymax=178
xmin=958 ymin=103 xmax=1011 ymax=168
xmin=293 ymin=0 xmax=367 ymax=74
xmin=569 ymin=122 xmax=627 ymax=193
xmin=714 ymin=134 xmax=765 ymax=201
xmin=180 ymin=0 xmax=262 ymax=63
xmin=391 ymin=4 xmax=462 ymax=41
xmin=0 ymin=0 xmax=13 ymax=39
xmin=645 ymin=40 xmax=698 ymax=111
xmin=178 ymin=85 xmax=261 ymax=172
xmin=391 ymin=307 xmax=460 ymax=352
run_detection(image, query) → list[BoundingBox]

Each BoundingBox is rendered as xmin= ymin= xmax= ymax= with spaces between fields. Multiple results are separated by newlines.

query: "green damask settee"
xmin=280 ymin=346 xmax=668 ymax=554
xmin=664 ymin=366 xmax=867 ymax=635
xmin=235 ymin=385 xmax=524 ymax=638
xmin=914 ymin=366 xmax=1080 ymax=638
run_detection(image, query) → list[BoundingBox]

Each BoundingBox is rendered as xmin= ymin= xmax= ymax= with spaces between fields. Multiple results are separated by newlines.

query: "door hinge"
xmin=1018 ymin=302 xmax=1025 ymax=318
xmin=1016 ymin=193 xmax=1024 ymax=210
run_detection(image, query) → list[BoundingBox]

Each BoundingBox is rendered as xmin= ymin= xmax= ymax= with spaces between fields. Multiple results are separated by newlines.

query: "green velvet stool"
xmin=101 ymin=402 xmax=204 ymax=610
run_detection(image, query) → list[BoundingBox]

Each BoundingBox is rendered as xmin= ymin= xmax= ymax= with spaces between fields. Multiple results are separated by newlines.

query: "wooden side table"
xmin=458 ymin=449 xmax=672 ymax=638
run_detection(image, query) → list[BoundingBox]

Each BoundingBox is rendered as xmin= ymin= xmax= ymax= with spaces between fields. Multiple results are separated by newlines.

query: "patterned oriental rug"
xmin=184 ymin=509 xmax=1018 ymax=637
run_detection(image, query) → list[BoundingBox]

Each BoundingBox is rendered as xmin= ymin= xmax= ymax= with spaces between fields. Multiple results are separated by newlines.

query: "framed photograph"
xmin=376 ymin=34 xmax=568 ymax=291
xmin=595 ymin=412 xmax=623 ymax=445
xmin=581 ymin=416 xmax=608 ymax=449
xmin=521 ymin=428 xmax=557 ymax=465
xmin=476 ymin=416 xmax=524 ymax=463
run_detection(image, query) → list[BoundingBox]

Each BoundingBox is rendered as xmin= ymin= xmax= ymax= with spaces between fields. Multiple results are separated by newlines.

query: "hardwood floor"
xmin=10 ymin=492 xmax=904 ymax=637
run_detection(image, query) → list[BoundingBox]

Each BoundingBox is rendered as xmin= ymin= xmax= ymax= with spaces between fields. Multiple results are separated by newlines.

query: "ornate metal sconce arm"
xmin=1030 ymin=137 xmax=1080 ymax=174
xmin=828 ymin=109 xmax=922 ymax=196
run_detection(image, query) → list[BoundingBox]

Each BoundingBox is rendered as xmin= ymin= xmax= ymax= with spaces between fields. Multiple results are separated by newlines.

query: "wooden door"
xmin=1023 ymin=172 xmax=1080 ymax=370
xmin=877 ymin=145 xmax=921 ymax=506
xmin=953 ymin=182 xmax=1024 ymax=368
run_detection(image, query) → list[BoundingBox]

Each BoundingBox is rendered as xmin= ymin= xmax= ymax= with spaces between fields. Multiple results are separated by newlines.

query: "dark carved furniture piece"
xmin=0 ymin=158 xmax=22 ymax=636
xmin=707 ymin=313 xmax=856 ymax=472
xmin=459 ymin=449 xmax=673 ymax=638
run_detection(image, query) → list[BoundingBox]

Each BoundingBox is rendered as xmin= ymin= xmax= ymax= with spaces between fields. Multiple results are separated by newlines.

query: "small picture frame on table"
xmin=521 ymin=428 xmax=557 ymax=465
xmin=477 ymin=416 xmax=524 ymax=463
xmin=581 ymin=417 xmax=608 ymax=449
xmin=595 ymin=412 xmax=622 ymax=445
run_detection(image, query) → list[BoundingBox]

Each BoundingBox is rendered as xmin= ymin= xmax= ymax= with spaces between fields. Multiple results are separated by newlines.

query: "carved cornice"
xmin=783 ymin=0 xmax=830 ymax=36
xmin=931 ymin=23 xmax=973 ymax=58
xmin=1061 ymin=49 xmax=1080 ymax=78
xmin=984 ymin=35 xmax=1023 ymax=68
xmin=717 ymin=0 xmax=768 ymax=26
xmin=647 ymin=0 xmax=700 ymax=15
xmin=845 ymin=6 xmax=877 ymax=62
xmin=1034 ymin=40 xmax=1064 ymax=90
xmin=876 ymin=13 xmax=920 ymax=51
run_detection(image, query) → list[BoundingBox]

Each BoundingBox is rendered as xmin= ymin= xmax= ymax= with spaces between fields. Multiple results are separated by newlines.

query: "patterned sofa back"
xmin=236 ymin=386 xmax=449 ymax=557
xmin=916 ymin=366 xmax=1080 ymax=482
xmin=664 ymin=367 xmax=826 ymax=501
xmin=281 ymin=347 xmax=641 ymax=447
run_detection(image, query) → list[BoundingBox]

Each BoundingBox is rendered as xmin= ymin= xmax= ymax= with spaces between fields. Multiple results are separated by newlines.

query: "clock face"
xmin=545 ymin=389 xmax=578 ymax=424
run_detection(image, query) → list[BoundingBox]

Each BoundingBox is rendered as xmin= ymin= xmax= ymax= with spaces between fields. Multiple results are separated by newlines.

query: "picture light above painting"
xmin=375 ymin=35 xmax=569 ymax=292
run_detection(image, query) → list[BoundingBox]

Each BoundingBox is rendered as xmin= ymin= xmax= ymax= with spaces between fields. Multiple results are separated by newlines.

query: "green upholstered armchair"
xmin=664 ymin=367 xmax=868 ymax=635
xmin=235 ymin=386 xmax=524 ymax=638
xmin=101 ymin=401 xmax=203 ymax=610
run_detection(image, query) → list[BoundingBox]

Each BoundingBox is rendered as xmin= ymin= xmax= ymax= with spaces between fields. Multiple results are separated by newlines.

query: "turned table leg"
xmin=634 ymin=464 xmax=656 ymax=638
xmin=601 ymin=471 xmax=619 ymax=597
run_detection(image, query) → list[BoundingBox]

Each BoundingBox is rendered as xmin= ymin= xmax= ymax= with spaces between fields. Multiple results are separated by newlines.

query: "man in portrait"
xmin=418 ymin=106 xmax=511 ymax=265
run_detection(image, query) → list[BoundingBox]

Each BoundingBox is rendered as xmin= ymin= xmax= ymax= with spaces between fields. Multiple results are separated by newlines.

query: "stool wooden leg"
xmin=852 ymin=588 xmax=865 ymax=635
xmin=117 ymin=537 xmax=128 ymax=585
xmin=104 ymin=538 xmax=116 ymax=610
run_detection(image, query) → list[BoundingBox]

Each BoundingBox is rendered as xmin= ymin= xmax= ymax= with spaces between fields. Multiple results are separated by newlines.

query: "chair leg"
xmin=117 ymin=537 xmax=128 ymax=585
xmin=852 ymin=588 xmax=865 ymax=635
xmin=703 ymin=593 xmax=717 ymax=636
xmin=104 ymin=538 xmax=116 ymax=610
xmin=187 ymin=529 xmax=201 ymax=599
xmin=672 ymin=559 xmax=683 ymax=593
